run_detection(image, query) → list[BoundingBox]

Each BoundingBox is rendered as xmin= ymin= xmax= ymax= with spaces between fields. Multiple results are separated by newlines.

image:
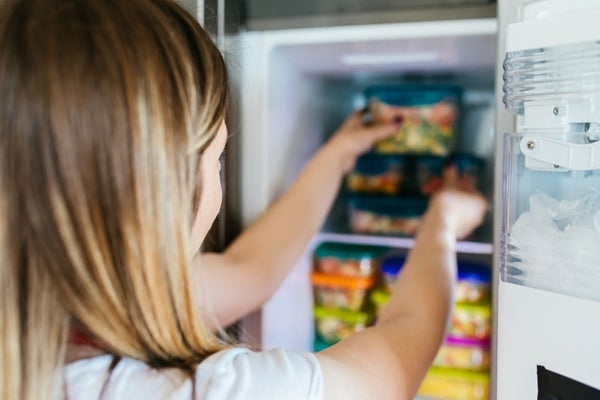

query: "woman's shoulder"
xmin=65 ymin=347 xmax=324 ymax=399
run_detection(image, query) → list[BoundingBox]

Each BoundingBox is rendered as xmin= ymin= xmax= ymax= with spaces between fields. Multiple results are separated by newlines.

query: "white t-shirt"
xmin=65 ymin=347 xmax=324 ymax=399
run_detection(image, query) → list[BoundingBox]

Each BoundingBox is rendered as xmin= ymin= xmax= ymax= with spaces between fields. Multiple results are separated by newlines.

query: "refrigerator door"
xmin=495 ymin=1 xmax=600 ymax=398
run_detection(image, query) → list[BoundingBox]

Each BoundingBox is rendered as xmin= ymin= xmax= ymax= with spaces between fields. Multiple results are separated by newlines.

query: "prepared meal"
xmin=310 ymin=272 xmax=375 ymax=311
xmin=416 ymin=155 xmax=445 ymax=196
xmin=456 ymin=261 xmax=491 ymax=304
xmin=380 ymin=254 xmax=406 ymax=290
xmin=346 ymin=153 xmax=404 ymax=195
xmin=365 ymin=84 xmax=461 ymax=156
xmin=448 ymin=153 xmax=485 ymax=191
xmin=369 ymin=287 xmax=391 ymax=317
xmin=313 ymin=242 xmax=389 ymax=278
xmin=433 ymin=336 xmax=490 ymax=371
xmin=448 ymin=302 xmax=491 ymax=340
xmin=346 ymin=195 xmax=427 ymax=236
xmin=313 ymin=306 xmax=373 ymax=344
xmin=418 ymin=367 xmax=489 ymax=400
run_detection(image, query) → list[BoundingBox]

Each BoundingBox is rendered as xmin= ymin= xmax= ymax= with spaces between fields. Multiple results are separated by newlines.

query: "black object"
xmin=537 ymin=365 xmax=600 ymax=400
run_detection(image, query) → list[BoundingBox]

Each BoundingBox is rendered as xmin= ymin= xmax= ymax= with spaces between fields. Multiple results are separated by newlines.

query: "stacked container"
xmin=345 ymin=84 xmax=484 ymax=237
xmin=310 ymin=242 xmax=389 ymax=350
xmin=367 ymin=255 xmax=492 ymax=400
xmin=418 ymin=261 xmax=492 ymax=400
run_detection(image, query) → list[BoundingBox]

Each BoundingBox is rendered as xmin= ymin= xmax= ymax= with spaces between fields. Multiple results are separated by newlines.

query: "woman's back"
xmin=66 ymin=348 xmax=323 ymax=399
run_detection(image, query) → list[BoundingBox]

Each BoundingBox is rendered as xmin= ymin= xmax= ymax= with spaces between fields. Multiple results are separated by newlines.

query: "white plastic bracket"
xmin=520 ymin=135 xmax=600 ymax=171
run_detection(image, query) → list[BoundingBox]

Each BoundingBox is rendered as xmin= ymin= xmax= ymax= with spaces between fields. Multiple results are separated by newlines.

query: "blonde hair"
xmin=0 ymin=0 xmax=229 ymax=398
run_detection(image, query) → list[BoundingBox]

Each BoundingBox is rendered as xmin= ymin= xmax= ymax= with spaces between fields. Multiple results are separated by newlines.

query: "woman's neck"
xmin=66 ymin=325 xmax=108 ymax=363
xmin=65 ymin=343 xmax=106 ymax=363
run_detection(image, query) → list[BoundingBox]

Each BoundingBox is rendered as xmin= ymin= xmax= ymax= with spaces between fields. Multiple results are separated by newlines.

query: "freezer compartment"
xmin=501 ymin=133 xmax=600 ymax=303
xmin=234 ymin=19 xmax=497 ymax=351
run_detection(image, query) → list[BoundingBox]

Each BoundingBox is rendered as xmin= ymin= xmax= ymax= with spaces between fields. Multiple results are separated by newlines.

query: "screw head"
xmin=527 ymin=141 xmax=536 ymax=150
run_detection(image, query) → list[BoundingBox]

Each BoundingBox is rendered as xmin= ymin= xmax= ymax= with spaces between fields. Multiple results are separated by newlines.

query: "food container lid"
xmin=313 ymin=305 xmax=372 ymax=324
xmin=346 ymin=195 xmax=428 ymax=217
xmin=365 ymin=84 xmax=461 ymax=107
xmin=369 ymin=287 xmax=391 ymax=306
xmin=426 ymin=366 xmax=490 ymax=383
xmin=310 ymin=271 xmax=376 ymax=289
xmin=381 ymin=255 xmax=406 ymax=276
xmin=416 ymin=154 xmax=445 ymax=169
xmin=457 ymin=261 xmax=491 ymax=283
xmin=444 ymin=336 xmax=490 ymax=348
xmin=453 ymin=302 xmax=492 ymax=316
xmin=314 ymin=242 xmax=389 ymax=260
xmin=353 ymin=153 xmax=404 ymax=174
xmin=447 ymin=153 xmax=485 ymax=174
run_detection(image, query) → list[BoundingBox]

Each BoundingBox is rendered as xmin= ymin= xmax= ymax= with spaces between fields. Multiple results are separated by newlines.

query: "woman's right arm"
xmin=315 ymin=187 xmax=487 ymax=400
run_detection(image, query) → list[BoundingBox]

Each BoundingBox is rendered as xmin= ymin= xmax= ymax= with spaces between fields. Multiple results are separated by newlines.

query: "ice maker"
xmin=497 ymin=0 xmax=600 ymax=398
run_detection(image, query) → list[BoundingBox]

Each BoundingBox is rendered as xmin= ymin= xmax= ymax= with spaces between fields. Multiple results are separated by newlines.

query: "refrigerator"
xmin=225 ymin=4 xmax=498 ymax=398
xmin=494 ymin=0 xmax=600 ymax=399
xmin=216 ymin=0 xmax=600 ymax=398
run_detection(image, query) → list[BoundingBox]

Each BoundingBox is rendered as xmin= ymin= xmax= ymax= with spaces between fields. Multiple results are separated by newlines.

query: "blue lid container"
xmin=365 ymin=84 xmax=461 ymax=107
xmin=380 ymin=255 xmax=406 ymax=290
xmin=346 ymin=195 xmax=428 ymax=236
xmin=457 ymin=261 xmax=491 ymax=283
xmin=456 ymin=261 xmax=491 ymax=303
xmin=346 ymin=153 xmax=405 ymax=195
xmin=365 ymin=84 xmax=462 ymax=156
xmin=381 ymin=255 xmax=406 ymax=277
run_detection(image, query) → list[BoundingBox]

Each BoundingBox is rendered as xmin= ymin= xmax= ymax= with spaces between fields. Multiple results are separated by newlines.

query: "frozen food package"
xmin=346 ymin=153 xmax=405 ymax=195
xmin=313 ymin=241 xmax=389 ymax=278
xmin=346 ymin=195 xmax=428 ymax=236
xmin=310 ymin=272 xmax=376 ymax=311
xmin=366 ymin=84 xmax=461 ymax=156
xmin=313 ymin=306 xmax=373 ymax=345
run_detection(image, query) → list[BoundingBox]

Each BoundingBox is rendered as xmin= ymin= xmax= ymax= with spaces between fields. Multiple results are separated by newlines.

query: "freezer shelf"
xmin=319 ymin=232 xmax=494 ymax=255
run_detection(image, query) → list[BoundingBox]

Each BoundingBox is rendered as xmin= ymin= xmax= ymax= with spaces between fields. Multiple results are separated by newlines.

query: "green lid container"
xmin=314 ymin=242 xmax=389 ymax=278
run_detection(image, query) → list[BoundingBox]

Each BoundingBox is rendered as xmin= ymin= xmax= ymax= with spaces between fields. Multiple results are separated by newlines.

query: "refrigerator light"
xmin=340 ymin=51 xmax=437 ymax=66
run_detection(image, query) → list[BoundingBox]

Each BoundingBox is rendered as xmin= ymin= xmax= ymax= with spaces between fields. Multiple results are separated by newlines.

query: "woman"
xmin=0 ymin=0 xmax=486 ymax=399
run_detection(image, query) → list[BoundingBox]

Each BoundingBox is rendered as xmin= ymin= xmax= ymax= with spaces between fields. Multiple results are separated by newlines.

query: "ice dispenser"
xmin=497 ymin=0 xmax=600 ymax=399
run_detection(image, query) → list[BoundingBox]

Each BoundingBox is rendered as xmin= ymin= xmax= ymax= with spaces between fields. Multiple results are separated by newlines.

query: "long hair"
xmin=0 ymin=0 xmax=229 ymax=398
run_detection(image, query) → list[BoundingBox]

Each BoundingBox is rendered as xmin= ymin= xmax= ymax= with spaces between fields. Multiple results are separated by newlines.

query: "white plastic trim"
xmin=520 ymin=135 xmax=600 ymax=170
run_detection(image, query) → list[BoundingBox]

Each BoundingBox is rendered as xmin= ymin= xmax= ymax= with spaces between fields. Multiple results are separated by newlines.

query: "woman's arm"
xmin=315 ymin=185 xmax=487 ymax=400
xmin=195 ymin=111 xmax=401 ymax=329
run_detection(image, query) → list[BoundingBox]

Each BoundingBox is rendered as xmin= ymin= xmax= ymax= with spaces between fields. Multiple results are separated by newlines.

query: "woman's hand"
xmin=322 ymin=109 xmax=401 ymax=174
xmin=425 ymin=164 xmax=487 ymax=240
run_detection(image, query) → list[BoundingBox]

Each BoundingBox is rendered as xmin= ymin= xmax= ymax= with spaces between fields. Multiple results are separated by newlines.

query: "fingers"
xmin=441 ymin=163 xmax=459 ymax=189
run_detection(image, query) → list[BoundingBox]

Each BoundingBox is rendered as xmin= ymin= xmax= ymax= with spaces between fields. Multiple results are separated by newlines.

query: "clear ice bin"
xmin=501 ymin=133 xmax=600 ymax=303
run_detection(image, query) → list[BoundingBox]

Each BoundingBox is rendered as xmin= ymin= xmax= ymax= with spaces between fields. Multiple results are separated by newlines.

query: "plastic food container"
xmin=433 ymin=336 xmax=490 ymax=371
xmin=346 ymin=153 xmax=404 ymax=195
xmin=369 ymin=287 xmax=391 ymax=317
xmin=310 ymin=272 xmax=375 ymax=311
xmin=313 ymin=306 xmax=373 ymax=344
xmin=416 ymin=155 xmax=445 ymax=196
xmin=448 ymin=302 xmax=491 ymax=340
xmin=365 ymin=84 xmax=461 ymax=156
xmin=418 ymin=367 xmax=489 ymax=400
xmin=456 ymin=261 xmax=491 ymax=304
xmin=313 ymin=242 xmax=389 ymax=278
xmin=346 ymin=195 xmax=428 ymax=236
xmin=380 ymin=254 xmax=406 ymax=290
xmin=448 ymin=153 xmax=485 ymax=191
